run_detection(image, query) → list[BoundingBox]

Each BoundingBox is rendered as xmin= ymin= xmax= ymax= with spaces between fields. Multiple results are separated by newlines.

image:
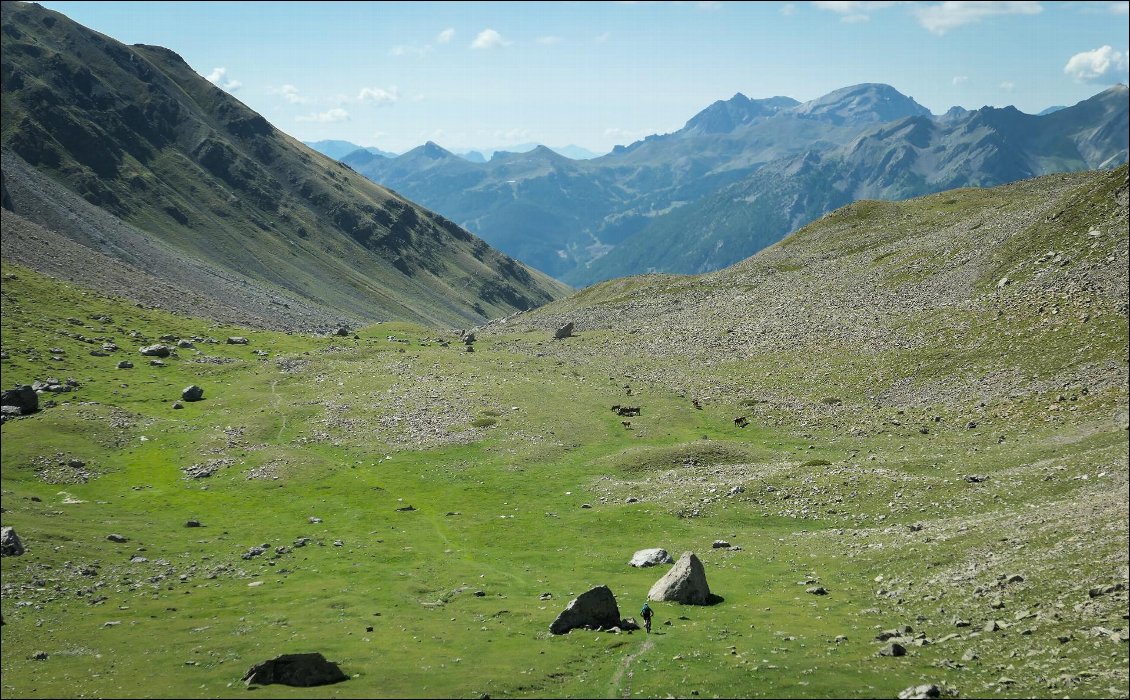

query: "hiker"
xmin=640 ymin=602 xmax=653 ymax=633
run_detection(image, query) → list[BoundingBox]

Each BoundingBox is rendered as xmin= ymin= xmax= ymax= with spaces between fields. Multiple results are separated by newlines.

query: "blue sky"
xmin=37 ymin=1 xmax=1130 ymax=154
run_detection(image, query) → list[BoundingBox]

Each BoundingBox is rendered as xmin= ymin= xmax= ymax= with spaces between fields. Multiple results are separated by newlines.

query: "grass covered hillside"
xmin=0 ymin=1 xmax=567 ymax=330
xmin=2 ymin=166 xmax=1126 ymax=699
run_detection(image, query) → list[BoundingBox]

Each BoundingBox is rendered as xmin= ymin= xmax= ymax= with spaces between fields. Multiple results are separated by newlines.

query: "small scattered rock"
xmin=106 ymin=533 xmax=127 ymax=543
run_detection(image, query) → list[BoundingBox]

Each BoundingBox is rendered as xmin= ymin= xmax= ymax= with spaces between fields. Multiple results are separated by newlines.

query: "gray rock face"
xmin=242 ymin=653 xmax=348 ymax=687
xmin=1 ymin=385 xmax=38 ymax=414
xmin=1 ymin=526 xmax=25 ymax=556
xmin=549 ymin=585 xmax=622 ymax=634
xmin=629 ymin=548 xmax=673 ymax=568
xmin=139 ymin=344 xmax=171 ymax=357
xmin=648 ymin=551 xmax=712 ymax=604
xmin=554 ymin=322 xmax=575 ymax=339
xmin=181 ymin=385 xmax=204 ymax=401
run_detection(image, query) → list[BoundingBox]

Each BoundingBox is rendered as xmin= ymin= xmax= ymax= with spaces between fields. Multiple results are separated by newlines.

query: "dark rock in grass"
xmin=897 ymin=684 xmax=942 ymax=699
xmin=549 ymin=585 xmax=622 ymax=635
xmin=1 ymin=526 xmax=25 ymax=556
xmin=226 ymin=336 xmax=249 ymax=345
xmin=242 ymin=652 xmax=348 ymax=687
xmin=334 ymin=327 xmax=350 ymax=337
xmin=1 ymin=385 xmax=38 ymax=414
xmin=629 ymin=548 xmax=673 ymax=568
xmin=806 ymin=586 xmax=828 ymax=595
xmin=181 ymin=385 xmax=204 ymax=402
xmin=964 ymin=474 xmax=988 ymax=483
xmin=878 ymin=642 xmax=906 ymax=657
xmin=712 ymin=540 xmax=731 ymax=549
xmin=32 ymin=651 xmax=48 ymax=660
xmin=106 ymin=533 xmax=127 ymax=543
xmin=395 ymin=505 xmax=416 ymax=512
xmin=648 ymin=552 xmax=713 ymax=605
xmin=554 ymin=322 xmax=575 ymax=340
xmin=117 ymin=360 xmax=133 ymax=369
xmin=619 ymin=617 xmax=641 ymax=631
xmin=185 ymin=519 xmax=202 ymax=528
xmin=139 ymin=344 xmax=170 ymax=357
xmin=172 ymin=401 xmax=183 ymax=409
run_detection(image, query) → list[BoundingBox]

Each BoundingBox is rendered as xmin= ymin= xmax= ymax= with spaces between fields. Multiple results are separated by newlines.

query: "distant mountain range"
xmin=343 ymin=82 xmax=1129 ymax=285
xmin=303 ymin=139 xmax=398 ymax=160
xmin=0 ymin=1 xmax=567 ymax=329
xmin=305 ymin=140 xmax=603 ymax=164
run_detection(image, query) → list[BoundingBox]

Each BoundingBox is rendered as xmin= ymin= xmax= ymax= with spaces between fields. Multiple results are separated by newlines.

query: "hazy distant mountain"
xmin=305 ymin=139 xmax=398 ymax=160
xmin=0 ymin=1 xmax=566 ymax=328
xmin=346 ymin=81 xmax=1128 ymax=286
xmin=569 ymin=85 xmax=1129 ymax=285
xmin=1038 ymin=105 xmax=1066 ymax=116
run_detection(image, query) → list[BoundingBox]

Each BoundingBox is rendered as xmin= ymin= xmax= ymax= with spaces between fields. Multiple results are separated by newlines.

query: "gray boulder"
xmin=139 ymin=344 xmax=171 ymax=357
xmin=1 ymin=526 xmax=25 ymax=556
xmin=226 ymin=336 xmax=249 ymax=345
xmin=898 ymin=685 xmax=942 ymax=699
xmin=181 ymin=385 xmax=204 ymax=402
xmin=1 ymin=385 xmax=38 ymax=414
xmin=647 ymin=551 xmax=712 ymax=604
xmin=549 ymin=585 xmax=622 ymax=634
xmin=554 ymin=322 xmax=575 ymax=340
xmin=629 ymin=548 xmax=673 ymax=568
xmin=242 ymin=653 xmax=348 ymax=687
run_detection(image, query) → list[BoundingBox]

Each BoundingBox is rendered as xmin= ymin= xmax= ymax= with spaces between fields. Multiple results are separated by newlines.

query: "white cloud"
xmin=436 ymin=28 xmax=455 ymax=43
xmin=204 ymin=67 xmax=242 ymax=92
xmin=999 ymin=81 xmax=1015 ymax=92
xmin=913 ymin=1 xmax=1042 ymax=35
xmin=536 ymin=35 xmax=563 ymax=46
xmin=952 ymin=75 xmax=968 ymax=85
xmin=595 ymin=31 xmax=611 ymax=43
xmin=811 ymin=1 xmax=899 ymax=20
xmin=271 ymin=84 xmax=309 ymax=104
xmin=1064 ymin=45 xmax=1129 ymax=82
xmin=357 ymin=86 xmax=400 ymax=105
xmin=1112 ymin=2 xmax=1130 ymax=14
xmin=471 ymin=29 xmax=510 ymax=49
xmin=780 ymin=3 xmax=797 ymax=15
xmin=296 ymin=108 xmax=350 ymax=123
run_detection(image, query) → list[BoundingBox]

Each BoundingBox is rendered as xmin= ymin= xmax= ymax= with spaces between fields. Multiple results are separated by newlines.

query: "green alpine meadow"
xmin=2 ymin=2 xmax=1128 ymax=699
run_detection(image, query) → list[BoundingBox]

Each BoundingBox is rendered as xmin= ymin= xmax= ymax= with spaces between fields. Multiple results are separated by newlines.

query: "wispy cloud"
xmin=205 ymin=67 xmax=242 ymax=92
xmin=1064 ymin=45 xmax=1129 ymax=83
xmin=390 ymin=44 xmax=432 ymax=57
xmin=296 ymin=108 xmax=350 ymax=123
xmin=811 ymin=1 xmax=899 ymax=24
xmin=436 ymin=28 xmax=455 ymax=44
xmin=471 ymin=29 xmax=510 ymax=49
xmin=780 ymin=3 xmax=797 ymax=15
xmin=595 ymin=31 xmax=612 ymax=43
xmin=357 ymin=86 xmax=400 ymax=105
xmin=913 ymin=1 xmax=1042 ymax=35
xmin=952 ymin=75 xmax=968 ymax=85
xmin=536 ymin=35 xmax=563 ymax=46
xmin=999 ymin=81 xmax=1015 ymax=92
xmin=271 ymin=84 xmax=309 ymax=104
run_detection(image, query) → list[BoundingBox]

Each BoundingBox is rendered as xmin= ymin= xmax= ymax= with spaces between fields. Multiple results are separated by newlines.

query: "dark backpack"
xmin=640 ymin=604 xmax=652 ymax=618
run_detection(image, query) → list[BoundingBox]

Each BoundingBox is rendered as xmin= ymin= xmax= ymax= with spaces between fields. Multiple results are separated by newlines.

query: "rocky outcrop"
xmin=1 ymin=527 xmax=25 ymax=556
xmin=242 ymin=653 xmax=348 ymax=687
xmin=647 ymin=551 xmax=712 ymax=604
xmin=549 ymin=585 xmax=621 ymax=634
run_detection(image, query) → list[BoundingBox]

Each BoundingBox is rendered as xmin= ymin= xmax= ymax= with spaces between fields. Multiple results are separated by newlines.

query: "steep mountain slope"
xmin=568 ymin=85 xmax=1129 ymax=285
xmin=0 ymin=1 xmax=567 ymax=329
